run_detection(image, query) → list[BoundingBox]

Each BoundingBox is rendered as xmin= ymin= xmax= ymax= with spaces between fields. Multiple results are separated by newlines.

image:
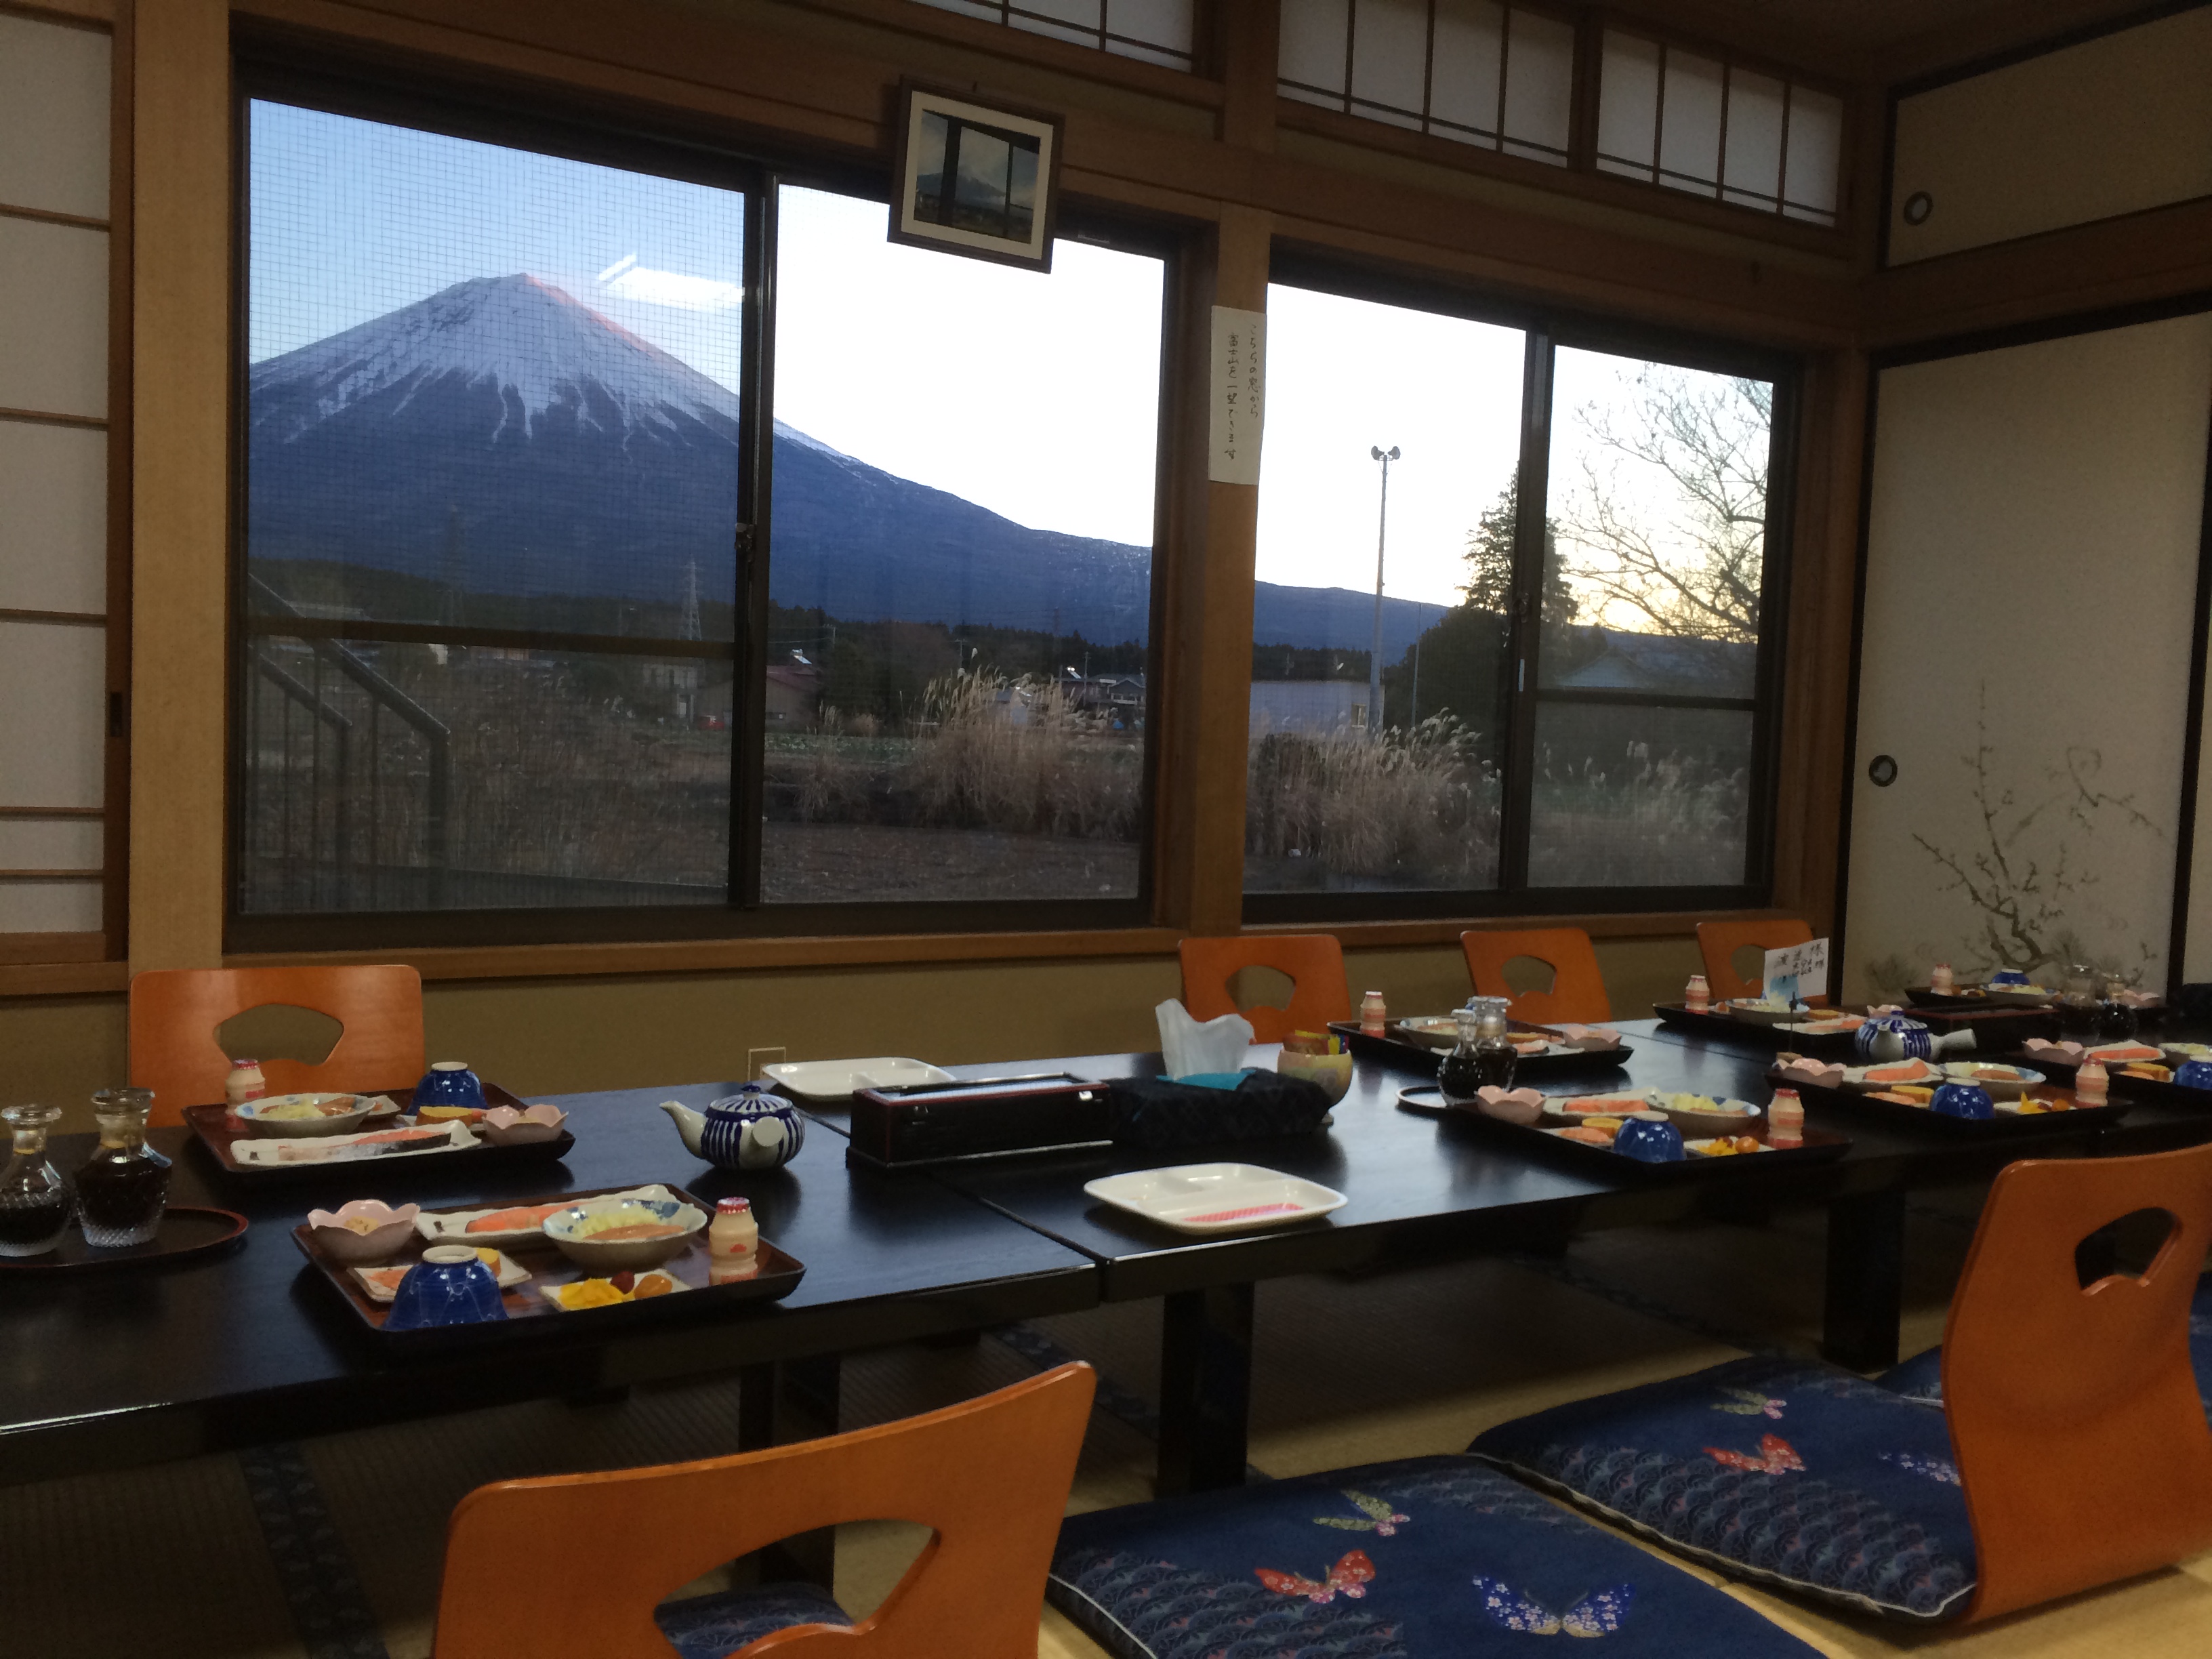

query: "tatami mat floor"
xmin=6 ymin=1195 xmax=2208 ymax=1658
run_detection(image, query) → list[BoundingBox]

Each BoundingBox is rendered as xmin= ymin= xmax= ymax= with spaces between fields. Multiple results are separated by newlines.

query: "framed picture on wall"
xmin=888 ymin=81 xmax=1063 ymax=272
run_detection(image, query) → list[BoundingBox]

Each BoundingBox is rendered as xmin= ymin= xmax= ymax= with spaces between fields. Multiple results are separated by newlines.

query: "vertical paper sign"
xmin=1209 ymin=306 xmax=1266 ymax=485
xmin=1763 ymin=938 xmax=1830 ymax=1006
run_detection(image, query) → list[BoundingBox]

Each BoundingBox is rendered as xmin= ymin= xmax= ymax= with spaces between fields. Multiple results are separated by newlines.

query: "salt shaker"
xmin=1360 ymin=990 xmax=1388 ymax=1036
xmin=1684 ymin=974 xmax=1711 ymax=1011
xmin=224 ymin=1058 xmax=268 ymax=1105
xmin=1767 ymin=1088 xmax=1804 ymax=1146
xmin=1929 ymin=962 xmax=1954 ymax=994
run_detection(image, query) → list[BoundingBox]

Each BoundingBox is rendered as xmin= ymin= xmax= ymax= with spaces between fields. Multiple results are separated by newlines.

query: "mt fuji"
xmin=246 ymin=273 xmax=1437 ymax=653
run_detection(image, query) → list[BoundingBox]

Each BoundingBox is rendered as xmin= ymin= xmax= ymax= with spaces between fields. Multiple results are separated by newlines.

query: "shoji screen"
xmin=0 ymin=12 xmax=112 ymax=958
xmin=1843 ymin=312 xmax=2212 ymax=1002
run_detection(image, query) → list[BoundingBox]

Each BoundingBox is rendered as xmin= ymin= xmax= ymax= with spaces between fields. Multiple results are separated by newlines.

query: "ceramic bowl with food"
xmin=480 ymin=1103 xmax=569 ymax=1146
xmin=1393 ymin=1016 xmax=1460 ymax=1050
xmin=1275 ymin=1049 xmax=1353 ymax=1103
xmin=1645 ymin=1090 xmax=1762 ymax=1135
xmin=2163 ymin=1042 xmax=2212 ymax=1069
xmin=306 ymin=1197 xmax=421 ymax=1263
xmin=232 ymin=1093 xmax=381 ymax=1137
xmin=1721 ymin=998 xmax=1800 ymax=1025
xmin=544 ymin=1195 xmax=708 ymax=1272
xmin=1938 ymin=1061 xmax=2043 ymax=1100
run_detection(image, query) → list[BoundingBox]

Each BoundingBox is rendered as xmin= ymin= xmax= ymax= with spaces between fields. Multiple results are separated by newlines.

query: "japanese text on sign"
xmin=1763 ymin=938 xmax=1830 ymax=1006
xmin=1208 ymin=306 xmax=1266 ymax=485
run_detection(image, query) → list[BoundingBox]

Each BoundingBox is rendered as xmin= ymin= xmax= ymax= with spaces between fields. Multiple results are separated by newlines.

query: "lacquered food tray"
xmin=1998 ymin=1049 xmax=2212 ymax=1113
xmin=0 ymin=1206 xmax=249 ymax=1274
xmin=185 ymin=1084 xmax=572 ymax=1182
xmin=1763 ymin=1064 xmax=2131 ymax=1134
xmin=1652 ymin=1003 xmax=1860 ymax=1052
xmin=1328 ymin=1021 xmax=1633 ymax=1080
xmin=1397 ymin=1085 xmax=1849 ymax=1177
xmin=293 ymin=1182 xmax=803 ymax=1345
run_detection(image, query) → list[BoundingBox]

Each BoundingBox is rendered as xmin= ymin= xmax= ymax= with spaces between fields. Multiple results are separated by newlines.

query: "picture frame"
xmin=888 ymin=81 xmax=1064 ymax=272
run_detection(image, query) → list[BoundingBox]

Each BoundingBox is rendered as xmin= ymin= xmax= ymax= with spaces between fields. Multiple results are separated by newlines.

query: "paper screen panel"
xmin=0 ymin=820 xmax=103 ymax=869
xmin=0 ymin=881 xmax=101 ymax=934
xmin=1499 ymin=9 xmax=1573 ymax=163
xmin=0 ymin=423 xmax=106 ymax=615
xmin=1890 ymin=7 xmax=2212 ymax=263
xmin=0 ymin=14 xmax=110 ymax=222
xmin=0 ymin=218 xmax=108 ymax=420
xmin=0 ymin=620 xmax=106 ymax=810
xmin=1595 ymin=32 xmax=1659 ymax=177
xmin=1845 ymin=312 xmax=2212 ymax=1001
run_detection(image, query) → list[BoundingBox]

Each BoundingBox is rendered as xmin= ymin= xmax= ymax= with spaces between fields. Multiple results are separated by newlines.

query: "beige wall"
xmin=0 ymin=937 xmax=1700 ymax=1129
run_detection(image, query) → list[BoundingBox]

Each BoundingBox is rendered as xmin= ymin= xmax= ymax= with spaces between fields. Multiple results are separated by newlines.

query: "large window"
xmin=234 ymin=83 xmax=1166 ymax=941
xmin=1248 ymin=270 xmax=1788 ymax=919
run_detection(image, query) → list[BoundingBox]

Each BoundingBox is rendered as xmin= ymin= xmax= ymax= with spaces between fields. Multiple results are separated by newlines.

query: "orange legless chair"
xmin=127 ymin=964 xmax=426 ymax=1126
xmin=1179 ymin=933 xmax=1351 ymax=1045
xmin=1696 ymin=917 xmax=1816 ymax=1004
xmin=1460 ymin=927 xmax=1611 ymax=1025
xmin=1944 ymin=1141 xmax=2212 ymax=1620
xmin=430 ymin=1361 xmax=1097 ymax=1659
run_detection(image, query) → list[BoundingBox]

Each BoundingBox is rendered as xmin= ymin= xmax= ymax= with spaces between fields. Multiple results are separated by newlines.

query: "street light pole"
xmin=1368 ymin=445 xmax=1399 ymax=737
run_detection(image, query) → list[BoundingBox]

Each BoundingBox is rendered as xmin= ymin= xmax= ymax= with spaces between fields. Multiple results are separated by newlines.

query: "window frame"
xmin=226 ymin=56 xmax=1181 ymax=954
xmin=1243 ymin=246 xmax=1799 ymax=926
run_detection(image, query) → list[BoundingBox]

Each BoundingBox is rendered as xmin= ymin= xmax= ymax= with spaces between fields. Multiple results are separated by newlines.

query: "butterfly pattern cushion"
xmin=1877 ymin=1271 xmax=2212 ymax=1417
xmin=1048 ymin=1454 xmax=1824 ymax=1659
xmin=1468 ymin=1357 xmax=1975 ymax=1622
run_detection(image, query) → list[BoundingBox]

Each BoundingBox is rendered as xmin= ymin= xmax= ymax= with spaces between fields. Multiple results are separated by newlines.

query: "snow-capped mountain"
xmin=246 ymin=273 xmax=1436 ymax=653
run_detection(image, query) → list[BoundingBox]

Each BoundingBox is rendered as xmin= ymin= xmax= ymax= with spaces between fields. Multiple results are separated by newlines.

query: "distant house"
xmin=765 ymin=656 xmax=825 ymax=726
xmin=1065 ymin=672 xmax=1145 ymax=726
xmin=1548 ymin=629 xmax=1756 ymax=697
xmin=1250 ymin=679 xmax=1366 ymax=734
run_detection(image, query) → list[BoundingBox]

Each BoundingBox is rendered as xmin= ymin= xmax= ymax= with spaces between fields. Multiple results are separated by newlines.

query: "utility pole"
xmin=1368 ymin=445 xmax=1399 ymax=737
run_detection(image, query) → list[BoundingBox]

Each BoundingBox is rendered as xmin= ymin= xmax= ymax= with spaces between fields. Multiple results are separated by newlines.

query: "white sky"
xmin=1256 ymin=285 xmax=1526 ymax=607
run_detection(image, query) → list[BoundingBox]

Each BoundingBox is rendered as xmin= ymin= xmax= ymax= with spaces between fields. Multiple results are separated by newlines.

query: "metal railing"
xmin=241 ymin=576 xmax=451 ymax=912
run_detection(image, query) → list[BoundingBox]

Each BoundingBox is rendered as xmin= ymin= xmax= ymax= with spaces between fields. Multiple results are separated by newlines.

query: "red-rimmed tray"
xmin=1330 ymin=1020 xmax=1633 ymax=1080
xmin=1763 ymin=1063 xmax=2131 ymax=1134
xmin=0 ymin=1206 xmax=249 ymax=1273
xmin=185 ymin=1084 xmax=573 ymax=1182
xmin=1395 ymin=1084 xmax=1850 ymax=1177
xmin=293 ymin=1182 xmax=804 ymax=1346
xmin=1999 ymin=1049 xmax=2212 ymax=1113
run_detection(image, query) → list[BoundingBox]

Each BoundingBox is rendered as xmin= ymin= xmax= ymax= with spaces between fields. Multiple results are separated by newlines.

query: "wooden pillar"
xmin=129 ymin=0 xmax=230 ymax=972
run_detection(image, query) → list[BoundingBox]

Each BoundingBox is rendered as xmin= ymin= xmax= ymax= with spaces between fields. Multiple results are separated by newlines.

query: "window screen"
xmin=1595 ymin=30 xmax=1842 ymax=225
xmin=1279 ymin=0 xmax=1575 ymax=165
xmin=241 ymin=100 xmax=745 ymax=914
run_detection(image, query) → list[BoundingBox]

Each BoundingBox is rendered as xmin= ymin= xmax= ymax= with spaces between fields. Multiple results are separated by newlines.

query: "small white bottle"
xmin=1684 ymin=974 xmax=1711 ymax=1011
xmin=1930 ymin=962 xmax=1955 ymax=994
xmin=708 ymin=1196 xmax=759 ymax=1283
xmin=2074 ymin=1059 xmax=2108 ymax=1107
xmin=1767 ymin=1088 xmax=1804 ymax=1146
xmin=1360 ymin=991 xmax=1388 ymax=1036
xmin=225 ymin=1059 xmax=268 ymax=1105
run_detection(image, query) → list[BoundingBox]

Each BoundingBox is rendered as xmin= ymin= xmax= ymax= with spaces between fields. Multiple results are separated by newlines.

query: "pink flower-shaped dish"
xmin=2024 ymin=1039 xmax=2085 ymax=1058
xmin=1774 ymin=1054 xmax=1845 ymax=1088
xmin=307 ymin=1199 xmax=421 ymax=1264
xmin=1473 ymin=1086 xmax=1544 ymax=1126
xmin=480 ymin=1103 xmax=569 ymax=1146
xmin=1550 ymin=1024 xmax=1622 ymax=1050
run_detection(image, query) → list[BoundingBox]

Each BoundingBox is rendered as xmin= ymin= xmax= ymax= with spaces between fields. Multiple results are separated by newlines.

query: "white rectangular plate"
xmin=1082 ymin=1163 xmax=1346 ymax=1235
xmin=414 ymin=1184 xmax=676 ymax=1249
xmin=762 ymin=1057 xmax=956 ymax=1102
xmin=230 ymin=1121 xmax=476 ymax=1166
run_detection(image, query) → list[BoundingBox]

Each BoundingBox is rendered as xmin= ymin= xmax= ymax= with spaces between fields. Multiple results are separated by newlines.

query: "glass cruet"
xmin=1469 ymin=996 xmax=1520 ymax=1090
xmin=2057 ymin=963 xmax=2100 ymax=1040
xmin=1437 ymin=1007 xmax=1486 ymax=1105
xmin=76 ymin=1087 xmax=170 ymax=1249
xmin=0 ymin=1104 xmax=73 ymax=1258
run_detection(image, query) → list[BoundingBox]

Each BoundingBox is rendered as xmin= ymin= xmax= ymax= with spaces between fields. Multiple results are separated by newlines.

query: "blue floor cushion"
xmin=1878 ymin=1271 xmax=2212 ymax=1415
xmin=1048 ymin=1453 xmax=1824 ymax=1659
xmin=653 ymin=1581 xmax=851 ymax=1658
xmin=1467 ymin=1356 xmax=1975 ymax=1623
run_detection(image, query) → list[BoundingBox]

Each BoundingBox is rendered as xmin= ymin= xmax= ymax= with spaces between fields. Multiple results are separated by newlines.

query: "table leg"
xmin=1822 ymin=1191 xmax=1906 ymax=1371
xmin=1157 ymin=1283 xmax=1254 ymax=1496
xmin=735 ymin=1355 xmax=842 ymax=1591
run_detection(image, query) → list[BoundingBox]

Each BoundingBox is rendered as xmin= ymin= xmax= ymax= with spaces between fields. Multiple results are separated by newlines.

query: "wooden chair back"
xmin=431 ymin=1361 xmax=1097 ymax=1659
xmin=127 ymin=965 xmax=426 ymax=1126
xmin=1460 ymin=928 xmax=1611 ymax=1024
xmin=1179 ymin=934 xmax=1351 ymax=1046
xmin=1946 ymin=1142 xmax=2212 ymax=1621
xmin=1695 ymin=918 xmax=1816 ymax=1003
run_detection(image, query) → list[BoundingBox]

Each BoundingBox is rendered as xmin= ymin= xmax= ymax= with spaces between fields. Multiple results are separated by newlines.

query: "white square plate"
xmin=762 ymin=1057 xmax=956 ymax=1102
xmin=1082 ymin=1163 xmax=1347 ymax=1235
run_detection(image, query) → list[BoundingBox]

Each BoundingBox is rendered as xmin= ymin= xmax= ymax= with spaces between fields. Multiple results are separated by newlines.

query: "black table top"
xmin=0 ymin=1082 xmax=1097 ymax=1487
xmin=909 ymin=1022 xmax=2212 ymax=1298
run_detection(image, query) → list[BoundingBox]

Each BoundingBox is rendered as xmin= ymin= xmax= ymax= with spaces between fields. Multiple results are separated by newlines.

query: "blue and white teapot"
xmin=1853 ymin=1010 xmax=1936 ymax=1062
xmin=658 ymin=1085 xmax=806 ymax=1172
